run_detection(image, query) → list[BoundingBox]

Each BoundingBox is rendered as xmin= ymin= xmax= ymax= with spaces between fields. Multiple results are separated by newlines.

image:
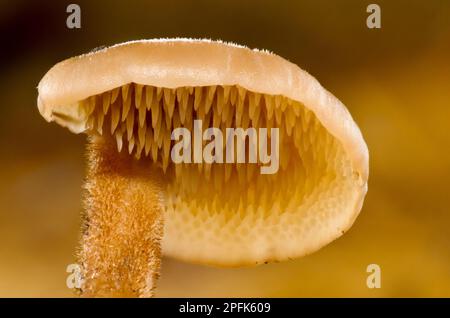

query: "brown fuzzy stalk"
xmin=78 ymin=135 xmax=164 ymax=297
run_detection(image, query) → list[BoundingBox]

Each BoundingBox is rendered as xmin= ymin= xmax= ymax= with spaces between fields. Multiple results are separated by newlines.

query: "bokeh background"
xmin=0 ymin=0 xmax=449 ymax=297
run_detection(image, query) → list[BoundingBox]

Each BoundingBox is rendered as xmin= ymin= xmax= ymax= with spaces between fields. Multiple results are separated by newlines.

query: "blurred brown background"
xmin=0 ymin=0 xmax=449 ymax=297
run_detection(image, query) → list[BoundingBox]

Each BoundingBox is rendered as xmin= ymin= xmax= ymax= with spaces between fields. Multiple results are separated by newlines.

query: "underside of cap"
xmin=37 ymin=38 xmax=369 ymax=266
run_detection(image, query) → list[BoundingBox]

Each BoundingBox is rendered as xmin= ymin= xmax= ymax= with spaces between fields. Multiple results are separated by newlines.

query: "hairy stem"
xmin=79 ymin=136 xmax=164 ymax=297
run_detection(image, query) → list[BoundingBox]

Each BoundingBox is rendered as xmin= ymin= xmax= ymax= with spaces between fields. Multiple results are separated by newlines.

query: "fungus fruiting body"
xmin=37 ymin=39 xmax=369 ymax=297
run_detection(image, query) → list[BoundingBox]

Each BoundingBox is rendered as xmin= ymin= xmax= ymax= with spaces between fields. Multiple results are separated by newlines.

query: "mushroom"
xmin=37 ymin=39 xmax=368 ymax=297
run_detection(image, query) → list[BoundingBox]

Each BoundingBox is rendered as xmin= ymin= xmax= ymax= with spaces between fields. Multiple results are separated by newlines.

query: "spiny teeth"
xmin=111 ymin=87 xmax=120 ymax=104
xmin=163 ymin=131 xmax=171 ymax=168
xmin=249 ymin=93 xmax=261 ymax=118
xmin=194 ymin=87 xmax=203 ymax=110
xmin=110 ymin=102 xmax=120 ymax=134
xmin=236 ymin=97 xmax=244 ymax=126
xmin=86 ymin=112 xmax=95 ymax=130
xmin=176 ymin=88 xmax=183 ymax=105
xmin=122 ymin=84 xmax=130 ymax=103
xmin=179 ymin=99 xmax=187 ymax=124
xmin=292 ymin=101 xmax=301 ymax=116
xmin=230 ymin=86 xmax=238 ymax=105
xmin=138 ymin=100 xmax=146 ymax=127
xmin=164 ymin=88 xmax=175 ymax=118
xmin=115 ymin=127 xmax=124 ymax=152
xmin=280 ymin=97 xmax=288 ymax=111
xmin=145 ymin=127 xmax=153 ymax=156
xmin=138 ymin=120 xmax=146 ymax=146
xmin=172 ymin=110 xmax=181 ymax=129
xmin=151 ymin=140 xmax=158 ymax=163
xmin=304 ymin=109 xmax=312 ymax=126
xmin=86 ymin=96 xmax=96 ymax=117
xmin=102 ymin=92 xmax=111 ymax=115
xmin=205 ymin=86 xmax=216 ymax=113
xmin=87 ymin=84 xmax=337 ymax=193
xmin=151 ymin=100 xmax=160 ymax=129
xmin=135 ymin=84 xmax=143 ymax=109
xmin=154 ymin=111 xmax=162 ymax=143
xmin=237 ymin=86 xmax=246 ymax=101
xmin=264 ymin=95 xmax=274 ymax=120
xmin=157 ymin=122 xmax=164 ymax=149
xmin=274 ymin=95 xmax=281 ymax=109
xmin=96 ymin=107 xmax=104 ymax=134
xmin=126 ymin=109 xmax=135 ymax=140
xmin=156 ymin=87 xmax=163 ymax=102
xmin=213 ymin=105 xmax=221 ymax=128
xmin=221 ymin=101 xmax=230 ymax=124
xmin=275 ymin=106 xmax=282 ymax=125
xmin=145 ymin=86 xmax=153 ymax=111
xmin=252 ymin=101 xmax=261 ymax=126
xmin=128 ymin=136 xmax=135 ymax=154
xmin=223 ymin=86 xmax=231 ymax=105
xmin=242 ymin=108 xmax=250 ymax=129
xmin=122 ymin=89 xmax=131 ymax=122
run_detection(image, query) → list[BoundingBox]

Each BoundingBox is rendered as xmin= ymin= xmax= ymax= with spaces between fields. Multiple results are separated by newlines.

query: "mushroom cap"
xmin=37 ymin=39 xmax=369 ymax=266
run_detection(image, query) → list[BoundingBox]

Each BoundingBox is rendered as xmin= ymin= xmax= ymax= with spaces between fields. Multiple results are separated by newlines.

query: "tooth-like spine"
xmin=173 ymin=109 xmax=181 ymax=129
xmin=145 ymin=86 xmax=153 ymax=111
xmin=138 ymin=119 xmax=146 ymax=147
xmin=275 ymin=106 xmax=282 ymax=125
xmin=163 ymin=128 xmax=171 ymax=172
xmin=223 ymin=86 xmax=231 ymax=104
xmin=115 ymin=126 xmax=124 ymax=152
xmin=126 ymin=109 xmax=135 ymax=140
xmin=138 ymin=101 xmax=146 ymax=128
xmin=151 ymin=100 xmax=160 ymax=129
xmin=252 ymin=100 xmax=261 ymax=127
xmin=122 ymin=84 xmax=130 ymax=101
xmin=157 ymin=121 xmax=164 ymax=149
xmin=236 ymin=95 xmax=244 ymax=126
xmin=280 ymin=97 xmax=288 ymax=111
xmin=230 ymin=86 xmax=238 ymax=105
xmin=86 ymin=113 xmax=95 ymax=131
xmin=179 ymin=93 xmax=187 ymax=124
xmin=110 ymin=102 xmax=120 ymax=134
xmin=194 ymin=87 xmax=203 ymax=111
xmin=249 ymin=93 xmax=261 ymax=118
xmin=151 ymin=139 xmax=158 ymax=163
xmin=225 ymin=103 xmax=234 ymax=127
xmin=153 ymin=110 xmax=162 ymax=144
xmin=274 ymin=95 xmax=281 ymax=109
xmin=122 ymin=87 xmax=132 ymax=122
xmin=128 ymin=136 xmax=135 ymax=154
xmin=242 ymin=107 xmax=250 ymax=129
xmin=144 ymin=127 xmax=153 ymax=156
xmin=85 ymin=98 xmax=96 ymax=119
xmin=237 ymin=86 xmax=246 ymax=101
xmin=111 ymin=87 xmax=120 ymax=104
xmin=96 ymin=106 xmax=104 ymax=134
xmin=213 ymin=104 xmax=221 ymax=128
xmin=102 ymin=92 xmax=111 ymax=115
xmin=164 ymin=88 xmax=175 ymax=119
xmin=264 ymin=95 xmax=274 ymax=120
xmin=205 ymin=86 xmax=216 ymax=113
xmin=292 ymin=101 xmax=301 ymax=116
xmin=135 ymin=84 xmax=143 ymax=108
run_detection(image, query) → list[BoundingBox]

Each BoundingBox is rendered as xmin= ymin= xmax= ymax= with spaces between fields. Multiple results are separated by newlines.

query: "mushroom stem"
xmin=79 ymin=136 xmax=164 ymax=297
